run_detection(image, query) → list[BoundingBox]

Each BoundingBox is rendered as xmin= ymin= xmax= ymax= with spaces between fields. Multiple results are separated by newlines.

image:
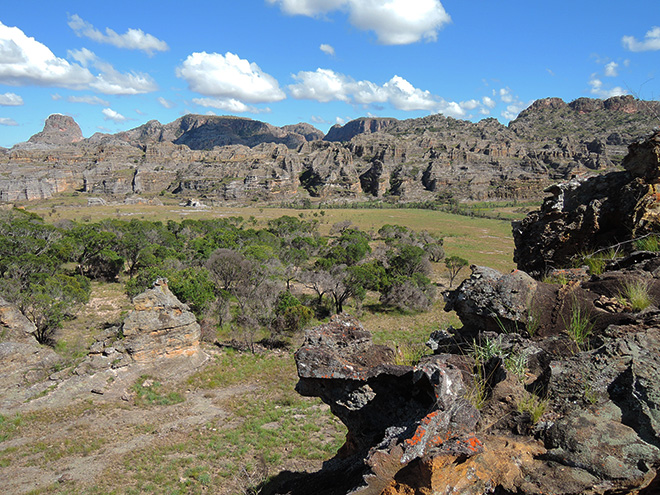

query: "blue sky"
xmin=0 ymin=0 xmax=659 ymax=147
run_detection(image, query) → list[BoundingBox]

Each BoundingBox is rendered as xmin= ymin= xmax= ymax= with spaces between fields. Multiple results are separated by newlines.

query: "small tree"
xmin=445 ymin=256 xmax=469 ymax=288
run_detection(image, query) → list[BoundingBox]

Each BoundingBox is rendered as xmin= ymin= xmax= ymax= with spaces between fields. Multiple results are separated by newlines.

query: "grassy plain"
xmin=0 ymin=198 xmax=521 ymax=494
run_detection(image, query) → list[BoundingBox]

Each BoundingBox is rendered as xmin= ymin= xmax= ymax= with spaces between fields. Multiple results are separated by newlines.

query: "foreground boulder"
xmin=267 ymin=260 xmax=660 ymax=494
xmin=513 ymin=131 xmax=660 ymax=278
xmin=120 ymin=279 xmax=201 ymax=361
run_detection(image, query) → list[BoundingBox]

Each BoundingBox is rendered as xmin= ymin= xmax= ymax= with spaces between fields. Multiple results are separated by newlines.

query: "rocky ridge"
xmin=265 ymin=132 xmax=660 ymax=494
xmin=1 ymin=95 xmax=659 ymax=203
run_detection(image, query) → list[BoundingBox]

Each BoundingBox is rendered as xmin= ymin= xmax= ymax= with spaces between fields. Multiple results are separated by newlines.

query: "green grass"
xmin=634 ymin=235 xmax=660 ymax=252
xmin=517 ymin=392 xmax=548 ymax=424
xmin=618 ymin=278 xmax=654 ymax=312
xmin=133 ymin=376 xmax=185 ymax=406
xmin=563 ymin=303 xmax=594 ymax=350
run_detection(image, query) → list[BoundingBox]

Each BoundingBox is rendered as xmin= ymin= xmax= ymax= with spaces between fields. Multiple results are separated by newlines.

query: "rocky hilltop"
xmin=1 ymin=95 xmax=658 ymax=203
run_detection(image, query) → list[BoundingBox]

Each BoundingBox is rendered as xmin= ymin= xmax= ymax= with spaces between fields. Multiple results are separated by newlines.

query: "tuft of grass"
xmin=517 ymin=392 xmax=548 ymax=424
xmin=578 ymin=249 xmax=619 ymax=276
xmin=563 ymin=303 xmax=594 ymax=351
xmin=635 ymin=235 xmax=660 ymax=252
xmin=526 ymin=305 xmax=541 ymax=337
xmin=394 ymin=341 xmax=430 ymax=366
xmin=504 ymin=353 xmax=527 ymax=383
xmin=618 ymin=278 xmax=653 ymax=312
xmin=543 ymin=272 xmax=569 ymax=285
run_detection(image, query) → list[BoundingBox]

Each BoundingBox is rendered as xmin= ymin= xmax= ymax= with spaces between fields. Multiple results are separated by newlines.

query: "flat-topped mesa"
xmin=121 ymin=278 xmax=201 ymax=362
xmin=27 ymin=114 xmax=83 ymax=145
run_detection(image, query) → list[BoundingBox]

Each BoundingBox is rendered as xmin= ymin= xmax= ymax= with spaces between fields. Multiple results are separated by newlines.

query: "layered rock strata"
xmin=1 ymin=96 xmax=658 ymax=203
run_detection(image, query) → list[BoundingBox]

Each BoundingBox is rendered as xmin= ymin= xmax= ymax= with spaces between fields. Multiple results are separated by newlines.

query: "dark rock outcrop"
xmin=278 ymin=314 xmax=481 ymax=494
xmin=514 ymin=131 xmax=660 ymax=278
xmin=271 ymin=258 xmax=660 ymax=494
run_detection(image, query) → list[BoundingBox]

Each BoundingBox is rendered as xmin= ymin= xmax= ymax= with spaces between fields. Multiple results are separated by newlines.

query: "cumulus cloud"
xmin=102 ymin=107 xmax=128 ymax=122
xmin=482 ymin=96 xmax=495 ymax=108
xmin=320 ymin=43 xmax=335 ymax=56
xmin=289 ymin=68 xmax=482 ymax=117
xmin=68 ymin=48 xmax=158 ymax=95
xmin=157 ymin=96 xmax=175 ymax=109
xmin=68 ymin=14 xmax=168 ymax=56
xmin=268 ymin=0 xmax=451 ymax=45
xmin=0 ymin=117 xmax=18 ymax=126
xmin=0 ymin=92 xmax=23 ymax=106
xmin=0 ymin=21 xmax=94 ymax=88
xmin=176 ymin=52 xmax=285 ymax=104
xmin=67 ymin=95 xmax=109 ymax=105
xmin=604 ymin=61 xmax=618 ymax=77
xmin=0 ymin=24 xmax=157 ymax=96
xmin=501 ymin=103 xmax=527 ymax=121
xmin=191 ymin=97 xmax=270 ymax=114
xmin=498 ymin=87 xmax=513 ymax=103
xmin=622 ymin=26 xmax=660 ymax=52
xmin=588 ymin=74 xmax=627 ymax=98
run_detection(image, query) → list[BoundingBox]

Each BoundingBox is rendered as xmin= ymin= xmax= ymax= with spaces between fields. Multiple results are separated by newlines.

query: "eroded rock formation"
xmin=1 ymin=96 xmax=658 ymax=204
xmin=514 ymin=130 xmax=660 ymax=278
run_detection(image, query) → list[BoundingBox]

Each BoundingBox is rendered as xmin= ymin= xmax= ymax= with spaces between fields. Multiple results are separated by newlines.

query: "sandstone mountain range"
xmin=1 ymin=95 xmax=658 ymax=204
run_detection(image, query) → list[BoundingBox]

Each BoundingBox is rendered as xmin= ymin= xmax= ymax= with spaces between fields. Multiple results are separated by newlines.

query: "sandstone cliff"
xmin=1 ymin=96 xmax=658 ymax=203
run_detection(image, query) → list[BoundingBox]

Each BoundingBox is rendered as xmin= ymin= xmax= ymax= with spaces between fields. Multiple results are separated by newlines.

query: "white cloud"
xmin=320 ymin=43 xmax=335 ymax=56
xmin=588 ymin=74 xmax=627 ymax=98
xmin=267 ymin=0 xmax=344 ymax=16
xmin=622 ymin=26 xmax=660 ymax=52
xmin=0 ymin=21 xmax=94 ymax=88
xmin=310 ymin=115 xmax=329 ymax=124
xmin=382 ymin=75 xmax=438 ymax=111
xmin=348 ymin=0 xmax=451 ymax=45
xmin=68 ymin=48 xmax=158 ymax=95
xmin=68 ymin=47 xmax=96 ymax=67
xmin=91 ymin=67 xmax=158 ymax=95
xmin=51 ymin=93 xmax=62 ymax=100
xmin=0 ymin=117 xmax=18 ymax=126
xmin=289 ymin=68 xmax=352 ymax=102
xmin=102 ymin=107 xmax=128 ymax=122
xmin=157 ymin=96 xmax=175 ymax=109
xmin=289 ymin=68 xmax=477 ymax=117
xmin=176 ymin=52 xmax=285 ymax=104
xmin=498 ymin=87 xmax=513 ymax=103
xmin=482 ymin=96 xmax=495 ymax=108
xmin=335 ymin=116 xmax=346 ymax=125
xmin=502 ymin=104 xmax=523 ymax=120
xmin=191 ymin=97 xmax=270 ymax=114
xmin=67 ymin=95 xmax=109 ymax=105
xmin=268 ymin=0 xmax=450 ymax=45
xmin=604 ymin=61 xmax=618 ymax=77
xmin=0 ymin=92 xmax=23 ymax=106
xmin=68 ymin=14 xmax=168 ymax=56
xmin=0 ymin=26 xmax=157 ymax=96
xmin=460 ymin=99 xmax=480 ymax=110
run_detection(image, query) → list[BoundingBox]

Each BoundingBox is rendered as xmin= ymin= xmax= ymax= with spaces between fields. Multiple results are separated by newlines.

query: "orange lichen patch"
xmin=382 ymin=436 xmax=546 ymax=495
xmin=405 ymin=426 xmax=427 ymax=446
